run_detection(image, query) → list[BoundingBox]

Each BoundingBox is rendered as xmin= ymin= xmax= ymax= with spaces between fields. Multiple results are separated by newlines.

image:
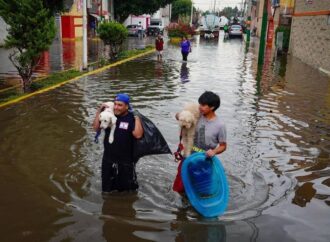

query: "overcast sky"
xmin=193 ymin=0 xmax=244 ymax=11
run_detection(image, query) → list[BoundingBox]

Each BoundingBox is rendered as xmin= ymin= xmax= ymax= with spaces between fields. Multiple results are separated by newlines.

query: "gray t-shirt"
xmin=194 ymin=115 xmax=227 ymax=150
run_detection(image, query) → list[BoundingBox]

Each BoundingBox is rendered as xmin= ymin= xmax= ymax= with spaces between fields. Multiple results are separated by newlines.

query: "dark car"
xmin=146 ymin=26 xmax=163 ymax=36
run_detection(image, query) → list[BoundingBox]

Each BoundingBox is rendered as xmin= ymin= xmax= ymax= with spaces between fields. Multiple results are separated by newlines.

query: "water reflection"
xmin=155 ymin=61 xmax=164 ymax=79
xmin=292 ymin=182 xmax=316 ymax=207
xmin=180 ymin=62 xmax=190 ymax=83
xmin=176 ymin=223 xmax=226 ymax=242
xmin=0 ymin=37 xmax=155 ymax=88
xmin=101 ymin=193 xmax=141 ymax=241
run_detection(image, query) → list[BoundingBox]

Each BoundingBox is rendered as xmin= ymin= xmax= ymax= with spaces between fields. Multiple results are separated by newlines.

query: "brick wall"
xmin=295 ymin=0 xmax=330 ymax=12
xmin=290 ymin=1 xmax=330 ymax=72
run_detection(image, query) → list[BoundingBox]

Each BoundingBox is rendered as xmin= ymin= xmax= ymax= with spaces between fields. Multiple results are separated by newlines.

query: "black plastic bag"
xmin=133 ymin=111 xmax=172 ymax=162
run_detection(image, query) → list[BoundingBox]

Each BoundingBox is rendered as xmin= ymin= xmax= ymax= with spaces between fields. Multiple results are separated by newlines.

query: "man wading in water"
xmin=93 ymin=94 xmax=144 ymax=194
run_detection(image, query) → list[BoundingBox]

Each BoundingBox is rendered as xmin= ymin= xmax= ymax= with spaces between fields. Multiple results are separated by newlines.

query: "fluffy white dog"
xmin=204 ymin=33 xmax=215 ymax=39
xmin=99 ymin=102 xmax=117 ymax=144
xmin=177 ymin=103 xmax=200 ymax=157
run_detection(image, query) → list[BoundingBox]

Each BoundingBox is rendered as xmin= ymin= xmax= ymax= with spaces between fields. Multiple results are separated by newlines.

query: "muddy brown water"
xmin=0 ymin=36 xmax=329 ymax=242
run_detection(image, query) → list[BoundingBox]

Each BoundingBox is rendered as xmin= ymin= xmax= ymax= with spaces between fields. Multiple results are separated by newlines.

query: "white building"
xmin=123 ymin=5 xmax=171 ymax=29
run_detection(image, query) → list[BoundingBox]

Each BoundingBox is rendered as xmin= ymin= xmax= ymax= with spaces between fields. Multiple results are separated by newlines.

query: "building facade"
xmin=290 ymin=0 xmax=330 ymax=73
xmin=61 ymin=0 xmax=112 ymax=40
xmin=123 ymin=5 xmax=171 ymax=30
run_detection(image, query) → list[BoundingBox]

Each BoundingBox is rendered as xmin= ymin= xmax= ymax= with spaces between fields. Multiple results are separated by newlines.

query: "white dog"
xmin=204 ymin=32 xmax=215 ymax=39
xmin=177 ymin=103 xmax=200 ymax=157
xmin=99 ymin=102 xmax=117 ymax=144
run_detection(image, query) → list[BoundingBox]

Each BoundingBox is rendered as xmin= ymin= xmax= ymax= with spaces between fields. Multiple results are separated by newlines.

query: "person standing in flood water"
xmin=180 ymin=36 xmax=191 ymax=62
xmin=173 ymin=91 xmax=227 ymax=193
xmin=93 ymin=94 xmax=144 ymax=194
xmin=155 ymin=34 xmax=164 ymax=61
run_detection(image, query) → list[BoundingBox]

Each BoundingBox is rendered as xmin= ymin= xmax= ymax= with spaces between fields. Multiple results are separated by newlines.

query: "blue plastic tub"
xmin=181 ymin=152 xmax=229 ymax=217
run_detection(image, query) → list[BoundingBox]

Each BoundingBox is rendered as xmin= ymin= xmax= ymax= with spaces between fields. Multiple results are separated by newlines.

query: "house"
xmin=289 ymin=0 xmax=330 ymax=73
xmin=61 ymin=0 xmax=113 ymax=40
xmin=123 ymin=5 xmax=171 ymax=30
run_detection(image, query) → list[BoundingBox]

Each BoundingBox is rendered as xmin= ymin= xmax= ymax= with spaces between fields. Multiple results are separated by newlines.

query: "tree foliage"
xmin=43 ymin=0 xmax=65 ymax=15
xmin=171 ymin=0 xmax=192 ymax=21
xmin=97 ymin=21 xmax=128 ymax=59
xmin=166 ymin=22 xmax=195 ymax=38
xmin=218 ymin=6 xmax=240 ymax=18
xmin=0 ymin=0 xmax=56 ymax=91
xmin=114 ymin=0 xmax=174 ymax=23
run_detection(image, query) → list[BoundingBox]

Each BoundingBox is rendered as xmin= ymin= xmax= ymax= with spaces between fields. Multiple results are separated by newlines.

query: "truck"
xmin=219 ymin=16 xmax=229 ymax=29
xmin=146 ymin=18 xmax=164 ymax=36
xmin=199 ymin=14 xmax=221 ymax=38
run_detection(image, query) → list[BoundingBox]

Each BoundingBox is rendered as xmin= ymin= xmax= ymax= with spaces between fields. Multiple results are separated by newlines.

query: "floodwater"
xmin=0 ymin=35 xmax=329 ymax=242
xmin=0 ymin=37 xmax=154 ymax=88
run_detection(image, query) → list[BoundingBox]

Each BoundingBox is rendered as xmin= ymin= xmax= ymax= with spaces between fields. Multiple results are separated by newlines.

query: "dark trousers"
xmin=102 ymin=159 xmax=138 ymax=192
xmin=181 ymin=51 xmax=189 ymax=61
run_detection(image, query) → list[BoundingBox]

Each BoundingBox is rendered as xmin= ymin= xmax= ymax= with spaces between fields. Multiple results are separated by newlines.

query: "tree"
xmin=43 ymin=0 xmax=65 ymax=15
xmin=219 ymin=6 xmax=240 ymax=18
xmin=114 ymin=0 xmax=174 ymax=23
xmin=97 ymin=21 xmax=128 ymax=60
xmin=171 ymin=0 xmax=192 ymax=21
xmin=0 ymin=0 xmax=56 ymax=92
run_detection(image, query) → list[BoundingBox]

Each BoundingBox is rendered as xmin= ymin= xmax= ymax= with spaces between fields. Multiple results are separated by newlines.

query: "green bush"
xmin=166 ymin=22 xmax=196 ymax=38
xmin=97 ymin=21 xmax=128 ymax=59
xmin=97 ymin=21 xmax=128 ymax=45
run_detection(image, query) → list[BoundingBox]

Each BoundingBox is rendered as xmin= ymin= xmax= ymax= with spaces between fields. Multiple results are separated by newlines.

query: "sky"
xmin=193 ymin=0 xmax=244 ymax=11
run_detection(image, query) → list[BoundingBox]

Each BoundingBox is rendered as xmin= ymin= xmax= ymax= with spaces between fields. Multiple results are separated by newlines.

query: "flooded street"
xmin=0 ymin=36 xmax=329 ymax=242
xmin=0 ymin=37 xmax=154 ymax=88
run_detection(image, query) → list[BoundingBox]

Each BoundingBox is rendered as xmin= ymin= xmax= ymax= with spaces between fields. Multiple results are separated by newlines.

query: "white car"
xmin=228 ymin=24 xmax=243 ymax=38
xmin=126 ymin=24 xmax=145 ymax=37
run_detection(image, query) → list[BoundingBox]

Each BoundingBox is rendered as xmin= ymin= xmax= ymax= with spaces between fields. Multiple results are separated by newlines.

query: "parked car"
xmin=228 ymin=24 xmax=243 ymax=38
xmin=126 ymin=24 xmax=145 ymax=37
xmin=146 ymin=26 xmax=163 ymax=36
xmin=146 ymin=18 xmax=164 ymax=36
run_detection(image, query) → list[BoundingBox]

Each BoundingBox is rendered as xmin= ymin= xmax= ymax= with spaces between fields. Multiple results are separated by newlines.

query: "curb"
xmin=0 ymin=49 xmax=155 ymax=109
xmin=0 ymin=59 xmax=100 ymax=94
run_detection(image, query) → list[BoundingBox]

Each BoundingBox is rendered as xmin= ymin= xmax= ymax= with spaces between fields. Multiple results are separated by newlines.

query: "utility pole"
xmin=213 ymin=0 xmax=216 ymax=13
xmin=82 ymin=0 xmax=88 ymax=70
xmin=100 ymin=0 xmax=103 ymax=21
xmin=246 ymin=0 xmax=252 ymax=43
xmin=257 ymin=0 xmax=268 ymax=67
xmin=110 ymin=0 xmax=114 ymax=21
xmin=190 ymin=1 xmax=193 ymax=26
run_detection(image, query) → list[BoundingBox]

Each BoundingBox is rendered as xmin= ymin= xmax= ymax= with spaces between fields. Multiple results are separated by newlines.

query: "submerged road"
xmin=0 ymin=35 xmax=329 ymax=242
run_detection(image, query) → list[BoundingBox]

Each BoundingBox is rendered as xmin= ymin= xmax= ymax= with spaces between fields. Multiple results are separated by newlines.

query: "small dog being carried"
xmin=176 ymin=103 xmax=200 ymax=157
xmin=98 ymin=101 xmax=117 ymax=144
